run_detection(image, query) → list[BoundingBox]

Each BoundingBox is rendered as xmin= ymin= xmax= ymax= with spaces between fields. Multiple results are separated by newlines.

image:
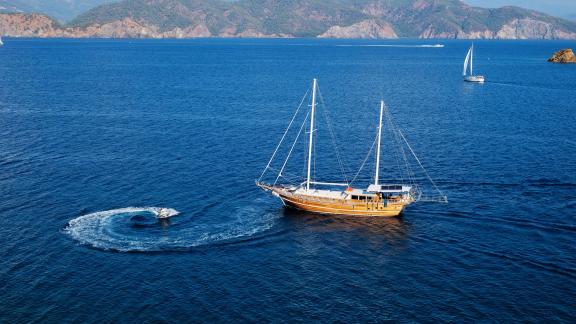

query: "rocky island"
xmin=548 ymin=49 xmax=576 ymax=63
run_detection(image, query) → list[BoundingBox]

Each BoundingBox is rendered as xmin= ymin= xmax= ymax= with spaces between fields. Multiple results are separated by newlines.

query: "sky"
xmin=465 ymin=0 xmax=576 ymax=18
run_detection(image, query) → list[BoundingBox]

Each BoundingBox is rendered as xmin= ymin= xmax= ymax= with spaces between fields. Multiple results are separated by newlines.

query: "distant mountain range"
xmin=0 ymin=0 xmax=117 ymax=22
xmin=1 ymin=0 xmax=576 ymax=39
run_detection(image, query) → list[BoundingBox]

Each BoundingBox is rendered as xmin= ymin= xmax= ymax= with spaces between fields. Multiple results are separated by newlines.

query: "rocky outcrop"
xmin=318 ymin=20 xmax=397 ymax=39
xmin=0 ymin=13 xmax=64 ymax=37
xmin=418 ymin=25 xmax=495 ymax=39
xmin=0 ymin=13 xmax=215 ymax=38
xmin=80 ymin=19 xmax=213 ymax=38
xmin=81 ymin=18 xmax=158 ymax=38
xmin=218 ymin=26 xmax=290 ymax=38
xmin=418 ymin=18 xmax=576 ymax=39
xmin=548 ymin=49 xmax=576 ymax=63
xmin=0 ymin=13 xmax=293 ymax=38
xmin=495 ymin=18 xmax=576 ymax=39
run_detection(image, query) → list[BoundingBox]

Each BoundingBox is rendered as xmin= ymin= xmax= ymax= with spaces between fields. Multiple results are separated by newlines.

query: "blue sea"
xmin=0 ymin=38 xmax=575 ymax=322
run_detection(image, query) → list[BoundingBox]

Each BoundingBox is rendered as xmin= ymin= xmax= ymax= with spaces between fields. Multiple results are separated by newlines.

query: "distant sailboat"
xmin=463 ymin=44 xmax=484 ymax=83
xmin=0 ymin=36 xmax=3 ymax=46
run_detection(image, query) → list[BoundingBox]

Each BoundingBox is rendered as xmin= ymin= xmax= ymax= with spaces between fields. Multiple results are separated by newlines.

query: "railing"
xmin=308 ymin=181 xmax=350 ymax=187
xmin=286 ymin=192 xmax=406 ymax=207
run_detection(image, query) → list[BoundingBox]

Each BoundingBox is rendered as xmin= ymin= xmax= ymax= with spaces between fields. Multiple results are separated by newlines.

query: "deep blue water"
xmin=0 ymin=38 xmax=575 ymax=322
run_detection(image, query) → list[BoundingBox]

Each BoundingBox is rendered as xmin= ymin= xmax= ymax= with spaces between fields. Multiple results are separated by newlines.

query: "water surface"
xmin=0 ymin=38 xmax=574 ymax=322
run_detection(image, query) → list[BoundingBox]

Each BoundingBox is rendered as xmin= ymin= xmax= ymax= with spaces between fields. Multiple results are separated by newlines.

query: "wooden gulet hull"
xmin=261 ymin=184 xmax=407 ymax=217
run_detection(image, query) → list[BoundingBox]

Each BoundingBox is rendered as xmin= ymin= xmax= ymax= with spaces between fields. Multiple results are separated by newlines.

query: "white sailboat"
xmin=0 ymin=36 xmax=3 ymax=46
xmin=463 ymin=44 xmax=484 ymax=83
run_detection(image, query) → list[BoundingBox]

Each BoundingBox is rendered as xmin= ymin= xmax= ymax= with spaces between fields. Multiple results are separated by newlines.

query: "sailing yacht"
xmin=257 ymin=79 xmax=446 ymax=217
xmin=463 ymin=44 xmax=484 ymax=83
xmin=0 ymin=36 xmax=3 ymax=46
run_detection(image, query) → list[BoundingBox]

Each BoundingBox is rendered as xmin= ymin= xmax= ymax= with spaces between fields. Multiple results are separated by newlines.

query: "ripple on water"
xmin=64 ymin=206 xmax=279 ymax=252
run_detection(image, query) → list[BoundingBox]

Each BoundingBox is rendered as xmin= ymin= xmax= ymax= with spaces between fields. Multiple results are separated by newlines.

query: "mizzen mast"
xmin=306 ymin=78 xmax=317 ymax=191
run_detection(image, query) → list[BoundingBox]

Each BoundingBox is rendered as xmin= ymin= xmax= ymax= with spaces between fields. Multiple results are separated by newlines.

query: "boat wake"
xmin=64 ymin=205 xmax=279 ymax=252
xmin=485 ymin=80 xmax=576 ymax=92
xmin=337 ymin=44 xmax=444 ymax=48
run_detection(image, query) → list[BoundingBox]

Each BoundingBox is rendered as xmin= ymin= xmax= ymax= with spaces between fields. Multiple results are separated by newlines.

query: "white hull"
xmin=464 ymin=75 xmax=485 ymax=83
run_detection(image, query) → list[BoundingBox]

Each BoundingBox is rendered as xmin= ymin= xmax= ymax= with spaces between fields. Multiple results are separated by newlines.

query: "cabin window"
xmin=351 ymin=195 xmax=373 ymax=201
xmin=381 ymin=185 xmax=402 ymax=191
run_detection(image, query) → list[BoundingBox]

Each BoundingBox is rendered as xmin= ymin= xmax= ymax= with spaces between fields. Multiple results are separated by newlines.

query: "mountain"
xmin=0 ymin=0 xmax=116 ymax=22
xmin=0 ymin=13 xmax=65 ymax=37
xmin=1 ymin=0 xmax=576 ymax=39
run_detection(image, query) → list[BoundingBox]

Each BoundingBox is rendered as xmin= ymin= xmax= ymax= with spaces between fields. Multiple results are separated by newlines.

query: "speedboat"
xmin=156 ymin=208 xmax=172 ymax=219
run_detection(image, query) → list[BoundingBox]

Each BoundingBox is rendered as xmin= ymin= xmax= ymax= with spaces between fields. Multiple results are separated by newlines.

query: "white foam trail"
xmin=64 ymin=205 xmax=279 ymax=252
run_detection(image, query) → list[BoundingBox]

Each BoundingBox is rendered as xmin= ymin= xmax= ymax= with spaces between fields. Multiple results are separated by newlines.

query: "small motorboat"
xmin=156 ymin=208 xmax=172 ymax=219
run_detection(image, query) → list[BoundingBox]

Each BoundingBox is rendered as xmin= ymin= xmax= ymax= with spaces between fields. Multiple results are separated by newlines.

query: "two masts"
xmin=257 ymin=79 xmax=437 ymax=217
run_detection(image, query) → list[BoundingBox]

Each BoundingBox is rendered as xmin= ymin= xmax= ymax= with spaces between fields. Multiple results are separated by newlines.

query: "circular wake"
xmin=64 ymin=205 xmax=279 ymax=252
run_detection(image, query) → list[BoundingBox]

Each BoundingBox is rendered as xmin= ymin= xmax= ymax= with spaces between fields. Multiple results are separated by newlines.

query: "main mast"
xmin=470 ymin=44 xmax=474 ymax=76
xmin=374 ymin=100 xmax=384 ymax=186
xmin=306 ymin=78 xmax=317 ymax=191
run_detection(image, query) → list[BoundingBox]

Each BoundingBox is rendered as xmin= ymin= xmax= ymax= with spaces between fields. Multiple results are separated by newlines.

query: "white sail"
xmin=0 ymin=36 xmax=3 ymax=46
xmin=463 ymin=47 xmax=472 ymax=77
xmin=470 ymin=44 xmax=474 ymax=76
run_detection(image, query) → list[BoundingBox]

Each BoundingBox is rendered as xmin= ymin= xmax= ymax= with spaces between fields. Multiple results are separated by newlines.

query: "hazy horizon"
xmin=465 ymin=0 xmax=576 ymax=18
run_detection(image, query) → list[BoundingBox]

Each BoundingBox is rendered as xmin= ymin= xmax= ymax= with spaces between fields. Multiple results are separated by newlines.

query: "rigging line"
xmin=395 ymin=128 xmax=415 ymax=187
xmin=401 ymin=141 xmax=418 ymax=188
xmin=258 ymin=88 xmax=310 ymax=182
xmin=271 ymin=170 xmax=301 ymax=183
xmin=275 ymin=176 xmax=300 ymax=186
xmin=395 ymin=127 xmax=417 ymax=188
xmin=382 ymin=103 xmax=406 ymax=184
xmin=384 ymin=104 xmax=416 ymax=187
xmin=394 ymin=132 xmax=410 ymax=184
xmin=317 ymin=87 xmax=351 ymax=183
xmin=350 ymin=133 xmax=378 ymax=185
xmin=275 ymin=107 xmax=311 ymax=186
xmin=267 ymin=167 xmax=303 ymax=182
xmin=397 ymin=129 xmax=446 ymax=198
